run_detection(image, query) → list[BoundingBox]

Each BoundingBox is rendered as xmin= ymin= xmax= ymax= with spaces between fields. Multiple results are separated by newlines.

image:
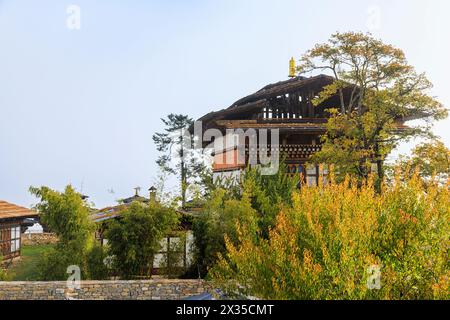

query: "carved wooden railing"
xmin=245 ymin=144 xmax=322 ymax=159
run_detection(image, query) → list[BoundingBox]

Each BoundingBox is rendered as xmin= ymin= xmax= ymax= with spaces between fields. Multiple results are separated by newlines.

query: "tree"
xmin=153 ymin=114 xmax=207 ymax=207
xmin=29 ymin=185 xmax=94 ymax=280
xmin=30 ymin=185 xmax=93 ymax=246
xmin=397 ymin=139 xmax=450 ymax=183
xmin=192 ymin=188 xmax=259 ymax=278
xmin=192 ymin=164 xmax=298 ymax=278
xmin=297 ymin=32 xmax=447 ymax=187
xmin=241 ymin=162 xmax=300 ymax=237
xmin=86 ymin=245 xmax=110 ymax=280
xmin=106 ymin=201 xmax=178 ymax=279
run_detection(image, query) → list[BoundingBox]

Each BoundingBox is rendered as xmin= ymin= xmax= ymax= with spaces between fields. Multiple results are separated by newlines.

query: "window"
xmin=319 ymin=165 xmax=329 ymax=185
xmin=0 ymin=223 xmax=21 ymax=256
xmin=0 ymin=227 xmax=5 ymax=255
xmin=154 ymin=235 xmax=187 ymax=269
xmin=306 ymin=165 xmax=318 ymax=187
xmin=307 ymin=175 xmax=317 ymax=186
xmin=10 ymin=226 xmax=21 ymax=253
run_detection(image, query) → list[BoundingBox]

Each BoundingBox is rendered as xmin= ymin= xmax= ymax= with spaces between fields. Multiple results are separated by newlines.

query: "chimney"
xmin=148 ymin=186 xmax=157 ymax=203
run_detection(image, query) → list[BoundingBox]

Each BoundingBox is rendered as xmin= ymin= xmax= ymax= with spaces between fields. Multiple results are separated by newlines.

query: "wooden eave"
xmin=0 ymin=200 xmax=38 ymax=221
xmin=214 ymin=120 xmax=327 ymax=131
xmin=197 ymin=75 xmax=336 ymax=126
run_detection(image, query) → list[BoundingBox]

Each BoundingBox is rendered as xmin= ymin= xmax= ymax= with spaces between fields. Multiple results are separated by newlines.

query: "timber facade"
xmin=0 ymin=200 xmax=38 ymax=261
xmin=197 ymin=74 xmax=407 ymax=185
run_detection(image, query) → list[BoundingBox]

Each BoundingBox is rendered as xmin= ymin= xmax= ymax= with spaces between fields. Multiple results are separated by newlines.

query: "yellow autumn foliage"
xmin=211 ymin=172 xmax=449 ymax=300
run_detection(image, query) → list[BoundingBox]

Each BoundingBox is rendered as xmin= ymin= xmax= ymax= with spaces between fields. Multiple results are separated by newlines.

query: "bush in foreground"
xmin=0 ymin=256 xmax=7 ymax=281
xmin=106 ymin=201 xmax=178 ymax=279
xmin=211 ymin=173 xmax=449 ymax=300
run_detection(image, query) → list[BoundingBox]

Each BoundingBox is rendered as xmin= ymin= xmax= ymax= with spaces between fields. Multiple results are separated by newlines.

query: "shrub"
xmin=37 ymin=241 xmax=89 ymax=281
xmin=242 ymin=163 xmax=300 ymax=237
xmin=193 ymin=164 xmax=298 ymax=277
xmin=106 ymin=201 xmax=178 ymax=279
xmin=87 ymin=245 xmax=110 ymax=280
xmin=29 ymin=185 xmax=93 ymax=248
xmin=211 ymin=173 xmax=449 ymax=300
xmin=0 ymin=256 xmax=8 ymax=281
xmin=30 ymin=185 xmax=94 ymax=280
xmin=192 ymin=189 xmax=259 ymax=278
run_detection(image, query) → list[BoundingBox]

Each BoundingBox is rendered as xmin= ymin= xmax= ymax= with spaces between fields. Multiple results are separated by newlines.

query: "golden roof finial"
xmin=289 ymin=57 xmax=296 ymax=78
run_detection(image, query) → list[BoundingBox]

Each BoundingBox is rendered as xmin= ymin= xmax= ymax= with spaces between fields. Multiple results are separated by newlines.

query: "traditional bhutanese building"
xmin=91 ymin=187 xmax=194 ymax=275
xmin=197 ymin=69 xmax=407 ymax=185
xmin=0 ymin=200 xmax=38 ymax=261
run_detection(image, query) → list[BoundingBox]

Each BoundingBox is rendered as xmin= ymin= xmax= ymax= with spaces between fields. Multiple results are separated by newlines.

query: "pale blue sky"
xmin=1 ymin=0 xmax=449 ymax=208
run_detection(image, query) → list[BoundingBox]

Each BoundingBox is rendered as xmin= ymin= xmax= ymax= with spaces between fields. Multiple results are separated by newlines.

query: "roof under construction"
xmin=197 ymin=74 xmax=342 ymax=130
xmin=197 ymin=73 xmax=424 ymax=133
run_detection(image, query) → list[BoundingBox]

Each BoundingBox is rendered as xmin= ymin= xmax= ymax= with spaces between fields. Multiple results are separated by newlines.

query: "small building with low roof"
xmin=0 ymin=200 xmax=39 ymax=261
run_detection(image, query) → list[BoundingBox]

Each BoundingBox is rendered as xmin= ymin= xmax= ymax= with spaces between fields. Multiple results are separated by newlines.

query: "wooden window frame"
xmin=0 ymin=220 xmax=21 ymax=260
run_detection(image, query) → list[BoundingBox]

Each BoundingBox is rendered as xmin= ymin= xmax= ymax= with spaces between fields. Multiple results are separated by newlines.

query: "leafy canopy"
xmin=297 ymin=32 xmax=447 ymax=183
xmin=30 ymin=185 xmax=93 ymax=246
xmin=393 ymin=139 xmax=450 ymax=183
xmin=29 ymin=185 xmax=95 ymax=280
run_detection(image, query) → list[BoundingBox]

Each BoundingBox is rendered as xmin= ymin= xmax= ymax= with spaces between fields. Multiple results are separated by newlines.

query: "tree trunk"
xmin=358 ymin=158 xmax=368 ymax=188
xmin=180 ymin=140 xmax=187 ymax=208
xmin=181 ymin=162 xmax=187 ymax=208
xmin=374 ymin=142 xmax=384 ymax=193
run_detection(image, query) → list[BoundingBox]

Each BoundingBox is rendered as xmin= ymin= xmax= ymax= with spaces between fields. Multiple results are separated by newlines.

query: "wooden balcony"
xmin=245 ymin=144 xmax=322 ymax=160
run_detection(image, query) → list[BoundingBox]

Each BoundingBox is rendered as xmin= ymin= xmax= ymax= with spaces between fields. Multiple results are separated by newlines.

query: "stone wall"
xmin=21 ymin=233 xmax=58 ymax=246
xmin=0 ymin=279 xmax=210 ymax=300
